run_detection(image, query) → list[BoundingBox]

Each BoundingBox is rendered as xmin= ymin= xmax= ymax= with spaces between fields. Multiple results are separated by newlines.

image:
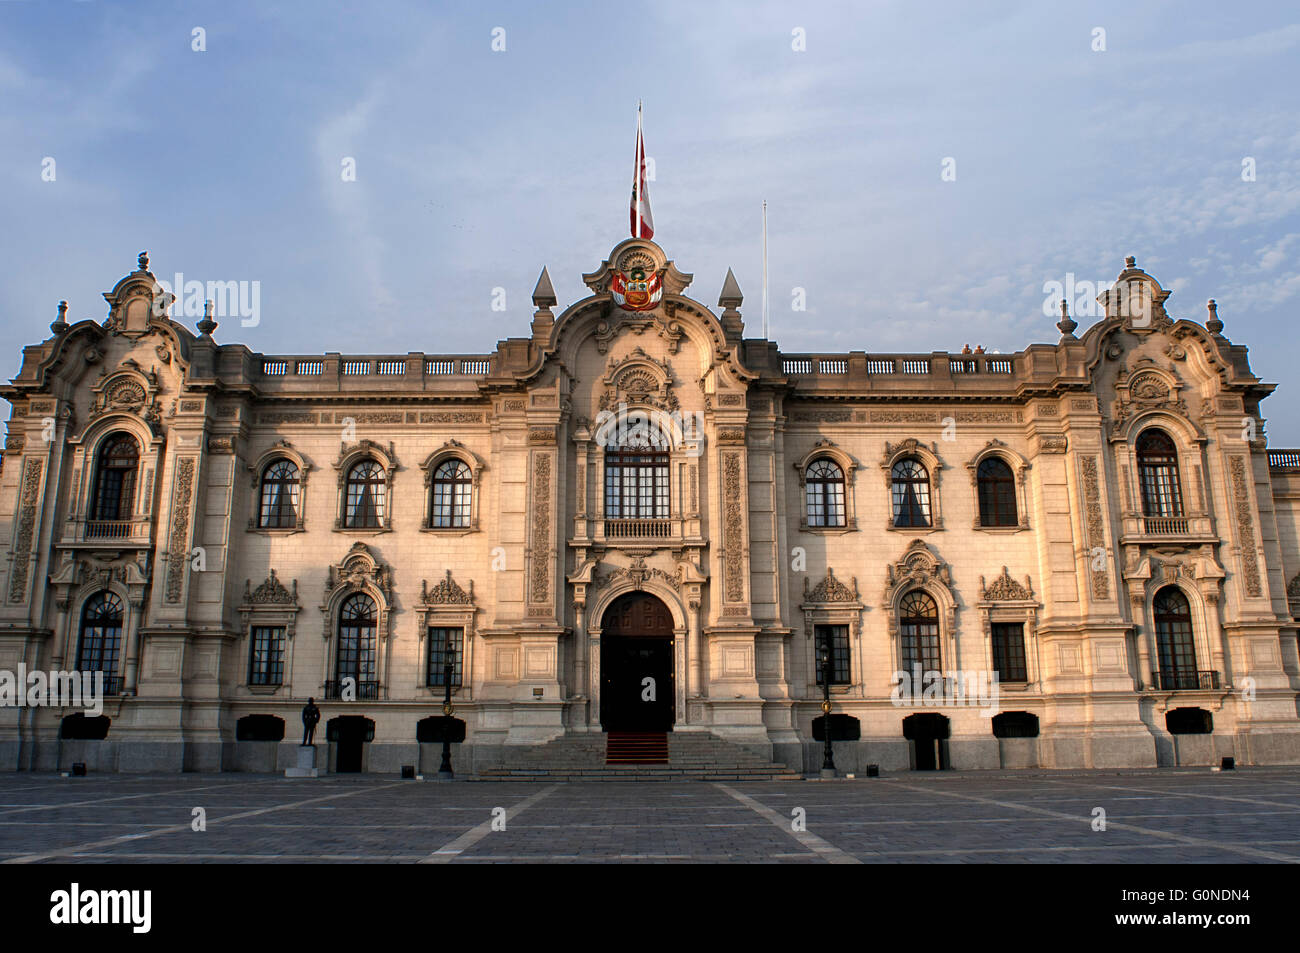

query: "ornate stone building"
xmin=2 ymin=239 xmax=1299 ymax=774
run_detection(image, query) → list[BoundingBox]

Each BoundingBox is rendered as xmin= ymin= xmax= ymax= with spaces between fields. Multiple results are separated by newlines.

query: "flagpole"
xmin=635 ymin=102 xmax=643 ymax=239
xmin=762 ymin=200 xmax=769 ymax=339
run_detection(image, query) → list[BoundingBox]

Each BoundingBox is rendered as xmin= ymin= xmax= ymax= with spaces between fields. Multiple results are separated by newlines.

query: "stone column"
xmin=573 ymin=601 xmax=588 ymax=719
xmin=688 ymin=598 xmax=702 ymax=700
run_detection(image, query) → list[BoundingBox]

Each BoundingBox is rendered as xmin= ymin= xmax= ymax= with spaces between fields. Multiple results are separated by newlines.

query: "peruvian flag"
xmin=629 ymin=103 xmax=654 ymax=239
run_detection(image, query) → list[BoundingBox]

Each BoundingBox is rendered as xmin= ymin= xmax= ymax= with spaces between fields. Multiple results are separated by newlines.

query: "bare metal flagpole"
xmin=762 ymin=199 xmax=769 ymax=338
xmin=634 ymin=102 xmax=643 ymax=239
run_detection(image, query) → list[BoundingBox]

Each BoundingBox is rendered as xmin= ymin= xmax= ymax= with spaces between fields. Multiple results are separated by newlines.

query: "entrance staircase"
xmin=476 ymin=731 xmax=802 ymax=781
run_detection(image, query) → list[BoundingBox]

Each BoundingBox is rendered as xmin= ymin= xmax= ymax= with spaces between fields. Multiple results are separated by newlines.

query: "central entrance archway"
xmin=600 ymin=592 xmax=675 ymax=731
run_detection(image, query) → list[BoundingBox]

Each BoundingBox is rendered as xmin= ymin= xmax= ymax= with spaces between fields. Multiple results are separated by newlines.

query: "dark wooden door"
xmin=600 ymin=593 xmax=675 ymax=731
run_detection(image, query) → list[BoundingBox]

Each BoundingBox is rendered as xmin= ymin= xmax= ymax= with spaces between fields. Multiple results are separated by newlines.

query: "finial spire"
xmin=50 ymin=300 xmax=69 ymax=335
xmin=1057 ymin=298 xmax=1077 ymax=338
xmin=197 ymin=299 xmax=218 ymax=338
xmin=1206 ymin=298 xmax=1223 ymax=335
xmin=1124 ymin=255 xmax=1136 ymax=269
xmin=718 ymin=267 xmax=743 ymax=309
xmin=531 ymin=267 xmax=557 ymax=309
xmin=138 ymin=251 xmax=150 ymax=272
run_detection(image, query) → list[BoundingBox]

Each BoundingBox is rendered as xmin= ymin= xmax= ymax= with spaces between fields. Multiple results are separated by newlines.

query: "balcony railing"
xmin=258 ymin=355 xmax=493 ymax=381
xmin=79 ymin=518 xmax=151 ymax=542
xmin=1154 ymin=670 xmax=1220 ymax=691
xmin=1143 ymin=516 xmax=1190 ymax=535
xmin=778 ymin=353 xmax=1016 ymax=379
xmin=604 ymin=518 xmax=672 ymax=539
xmin=1121 ymin=513 xmax=1213 ymax=543
xmin=1269 ymin=449 xmax=1300 ymax=469
xmin=324 ymin=679 xmax=380 ymax=700
xmin=85 ymin=520 xmax=132 ymax=540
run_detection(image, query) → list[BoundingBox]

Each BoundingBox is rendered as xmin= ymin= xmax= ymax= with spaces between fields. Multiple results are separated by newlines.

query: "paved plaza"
xmin=0 ymin=768 xmax=1298 ymax=864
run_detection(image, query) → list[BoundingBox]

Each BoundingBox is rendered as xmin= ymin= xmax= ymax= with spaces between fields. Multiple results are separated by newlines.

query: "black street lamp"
xmin=436 ymin=632 xmax=456 ymax=781
xmin=819 ymin=629 xmax=837 ymax=779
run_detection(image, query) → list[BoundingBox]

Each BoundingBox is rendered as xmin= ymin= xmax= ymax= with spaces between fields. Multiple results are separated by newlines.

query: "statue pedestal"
xmin=285 ymin=744 xmax=319 ymax=778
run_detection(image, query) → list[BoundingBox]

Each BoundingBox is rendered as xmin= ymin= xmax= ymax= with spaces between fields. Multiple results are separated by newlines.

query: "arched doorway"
xmin=600 ymin=592 xmax=675 ymax=731
xmin=327 ymin=715 xmax=375 ymax=773
xmin=902 ymin=712 xmax=950 ymax=770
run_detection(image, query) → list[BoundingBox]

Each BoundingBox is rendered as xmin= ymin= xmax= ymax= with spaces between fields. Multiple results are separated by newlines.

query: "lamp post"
xmin=820 ymin=629 xmax=837 ymax=779
xmin=436 ymin=632 xmax=456 ymax=780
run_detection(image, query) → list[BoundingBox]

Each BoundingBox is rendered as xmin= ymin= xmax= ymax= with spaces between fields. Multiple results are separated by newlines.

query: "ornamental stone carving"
xmin=422 ymin=569 xmax=475 ymax=605
xmin=980 ymin=567 xmax=1033 ymax=601
xmin=593 ymin=556 xmax=681 ymax=593
xmin=165 ymin=458 xmax=195 ymax=603
xmin=803 ymin=567 xmax=859 ymax=603
xmin=244 ymin=569 xmax=298 ymax=605
xmin=326 ymin=542 xmax=393 ymax=599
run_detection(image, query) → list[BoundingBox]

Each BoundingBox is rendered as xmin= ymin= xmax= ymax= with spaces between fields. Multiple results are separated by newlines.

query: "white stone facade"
xmin=2 ymin=240 xmax=1299 ymax=774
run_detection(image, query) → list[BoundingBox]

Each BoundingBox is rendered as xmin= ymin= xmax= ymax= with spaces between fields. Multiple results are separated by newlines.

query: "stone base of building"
xmin=6 ymin=703 xmax=1300 ymax=774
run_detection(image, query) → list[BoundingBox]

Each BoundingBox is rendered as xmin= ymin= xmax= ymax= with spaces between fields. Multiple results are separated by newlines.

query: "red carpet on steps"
xmin=606 ymin=732 xmax=669 ymax=764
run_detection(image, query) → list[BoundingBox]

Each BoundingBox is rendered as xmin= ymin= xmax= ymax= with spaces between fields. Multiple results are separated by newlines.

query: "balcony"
xmin=604 ymin=518 xmax=672 ymax=539
xmin=1120 ymin=513 xmax=1215 ymax=545
xmin=1153 ymin=670 xmax=1220 ymax=691
xmin=324 ymin=679 xmax=380 ymax=700
xmin=73 ymin=517 xmax=152 ymax=545
xmin=1143 ymin=517 xmax=1189 ymax=535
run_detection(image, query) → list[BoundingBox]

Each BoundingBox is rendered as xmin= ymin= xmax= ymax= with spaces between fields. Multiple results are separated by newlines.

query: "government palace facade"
xmin=3 ymin=237 xmax=1300 ymax=775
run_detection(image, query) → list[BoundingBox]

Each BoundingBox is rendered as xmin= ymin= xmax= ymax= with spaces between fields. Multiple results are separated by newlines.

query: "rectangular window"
xmin=432 ymin=481 xmax=471 ymax=527
xmin=990 ymin=622 xmax=1027 ymax=682
xmin=248 ymin=626 xmax=286 ymax=685
xmin=604 ymin=453 xmax=669 ymax=519
xmin=427 ymin=627 xmax=464 ymax=688
xmin=813 ymin=624 xmax=851 ymax=686
xmin=901 ymin=622 xmax=941 ymax=678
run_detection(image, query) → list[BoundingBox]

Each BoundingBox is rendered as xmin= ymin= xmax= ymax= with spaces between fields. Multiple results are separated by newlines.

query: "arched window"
xmin=891 ymin=458 xmax=931 ymax=527
xmin=976 ymin=457 xmax=1017 ymax=527
xmin=77 ymin=591 xmax=123 ymax=693
xmin=259 ymin=460 xmax=300 ymax=528
xmin=805 ymin=459 xmax=846 ymax=527
xmin=604 ymin=423 xmax=669 ymax=519
xmin=333 ymin=593 xmax=378 ymax=699
xmin=1137 ymin=429 xmax=1183 ymax=518
xmin=431 ymin=459 xmax=472 ymax=528
xmin=1153 ymin=586 xmax=1199 ymax=690
xmin=899 ymin=589 xmax=940 ymax=677
xmin=90 ymin=433 xmax=139 ymax=525
xmin=345 ymin=460 xmax=386 ymax=528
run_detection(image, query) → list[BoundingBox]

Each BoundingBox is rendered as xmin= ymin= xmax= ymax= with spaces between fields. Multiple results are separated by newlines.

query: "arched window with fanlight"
xmin=899 ymin=589 xmax=941 ymax=678
xmin=89 ymin=434 xmax=139 ymax=534
xmin=976 ymin=457 xmax=1017 ymax=527
xmin=77 ymin=591 xmax=124 ymax=693
xmin=332 ymin=593 xmax=378 ymax=699
xmin=604 ymin=421 xmax=669 ymax=519
xmin=1153 ymin=586 xmax=1202 ymax=690
xmin=891 ymin=458 xmax=931 ymax=527
xmin=344 ymin=460 xmax=386 ymax=528
xmin=805 ymin=458 xmax=846 ymax=527
xmin=259 ymin=459 xmax=300 ymax=528
xmin=1137 ymin=429 xmax=1183 ymax=518
xmin=431 ymin=459 xmax=472 ymax=528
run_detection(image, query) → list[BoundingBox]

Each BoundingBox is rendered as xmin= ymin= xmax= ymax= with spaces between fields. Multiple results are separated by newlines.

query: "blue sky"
xmin=3 ymin=1 xmax=1299 ymax=437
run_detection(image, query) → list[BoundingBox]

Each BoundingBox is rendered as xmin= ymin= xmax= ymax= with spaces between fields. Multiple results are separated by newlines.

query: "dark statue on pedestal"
xmin=301 ymin=697 xmax=320 ymax=746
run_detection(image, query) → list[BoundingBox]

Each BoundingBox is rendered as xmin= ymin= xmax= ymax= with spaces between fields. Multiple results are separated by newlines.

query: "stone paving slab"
xmin=0 ymin=768 xmax=1295 ymax=863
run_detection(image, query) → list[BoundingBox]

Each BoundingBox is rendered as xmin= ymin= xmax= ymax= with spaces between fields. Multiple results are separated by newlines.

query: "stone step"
xmin=476 ymin=731 xmax=802 ymax=781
